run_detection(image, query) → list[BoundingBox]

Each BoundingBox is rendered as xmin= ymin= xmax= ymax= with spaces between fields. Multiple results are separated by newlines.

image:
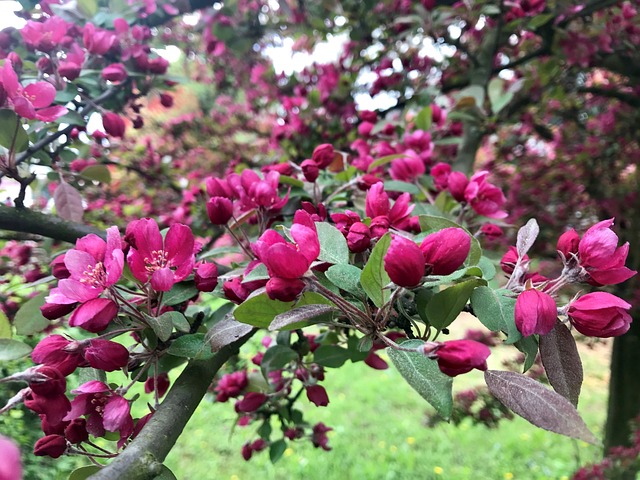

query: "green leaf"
xmin=14 ymin=291 xmax=49 ymax=335
xmin=261 ymin=345 xmax=297 ymax=377
xmin=145 ymin=313 xmax=173 ymax=342
xmin=269 ymin=439 xmax=287 ymax=464
xmin=0 ymin=339 xmax=32 ymax=361
xmin=279 ymin=175 xmax=304 ymax=188
xmin=477 ymin=256 xmax=497 ymax=281
xmin=155 ymin=465 xmax=178 ymax=480
xmin=163 ymin=282 xmax=199 ymax=306
xmin=269 ymin=304 xmax=335 ymax=331
xmin=424 ymin=279 xmax=483 ymax=330
xmin=360 ymin=233 xmax=391 ymax=308
xmin=313 ymin=345 xmax=351 ymax=368
xmin=163 ymin=311 xmax=191 ymax=333
xmin=383 ymin=180 xmax=420 ymax=195
xmin=56 ymin=110 xmax=85 ymax=126
xmin=0 ymin=109 xmax=28 ymax=152
xmin=488 ymin=78 xmax=514 ymax=115
xmin=387 ymin=339 xmax=453 ymax=419
xmin=77 ymin=0 xmax=98 ymax=17
xmin=346 ymin=335 xmax=368 ymax=362
xmin=80 ymin=165 xmax=111 ymax=184
xmin=233 ymin=293 xmax=293 ymax=328
xmin=325 ymin=264 xmax=364 ymax=296
xmin=0 ymin=311 xmax=11 ymax=338
xmin=68 ymin=465 xmax=102 ymax=480
xmin=78 ymin=367 xmax=107 ymax=385
xmin=206 ymin=317 xmax=253 ymax=351
xmin=418 ymin=215 xmax=482 ymax=266
xmin=470 ymin=287 xmax=521 ymax=343
xmin=167 ymin=333 xmax=214 ymax=360
xmin=242 ymin=263 xmax=269 ymax=283
xmin=367 ymin=153 xmax=411 ymax=172
xmin=315 ymin=222 xmax=349 ymax=265
xmin=414 ymin=106 xmax=432 ymax=131
xmin=515 ymin=336 xmax=539 ymax=373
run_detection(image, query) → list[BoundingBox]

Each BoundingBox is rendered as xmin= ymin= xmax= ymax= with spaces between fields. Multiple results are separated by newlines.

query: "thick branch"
xmin=89 ymin=331 xmax=255 ymax=480
xmin=0 ymin=205 xmax=104 ymax=243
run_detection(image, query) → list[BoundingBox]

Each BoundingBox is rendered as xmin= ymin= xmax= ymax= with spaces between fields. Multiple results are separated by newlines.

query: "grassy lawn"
xmin=163 ymin=337 xmax=609 ymax=480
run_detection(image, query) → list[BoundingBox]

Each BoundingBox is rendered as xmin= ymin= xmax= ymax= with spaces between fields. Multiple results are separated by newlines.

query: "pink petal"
xmin=2 ymin=60 xmax=20 ymax=99
xmin=103 ymin=395 xmax=131 ymax=432
xmin=57 ymin=278 xmax=102 ymax=303
xmin=64 ymin=249 xmax=97 ymax=279
xmin=76 ymin=234 xmax=107 ymax=262
xmin=24 ymin=82 xmax=56 ymax=108
xmin=35 ymin=105 xmax=68 ymax=122
xmin=290 ymin=224 xmax=320 ymax=264
xmin=127 ymin=249 xmax=149 ymax=283
xmin=151 ymin=267 xmax=174 ymax=291
xmin=165 ymin=223 xmax=194 ymax=266
xmin=264 ymin=244 xmax=309 ymax=279
xmin=63 ymin=394 xmax=92 ymax=421
xmin=132 ymin=218 xmax=163 ymax=261
xmin=71 ymin=381 xmax=110 ymax=395
xmin=12 ymin=96 xmax=37 ymax=120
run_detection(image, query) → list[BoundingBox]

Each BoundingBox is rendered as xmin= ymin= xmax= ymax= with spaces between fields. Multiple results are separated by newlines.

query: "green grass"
xmin=164 ymin=340 xmax=609 ymax=480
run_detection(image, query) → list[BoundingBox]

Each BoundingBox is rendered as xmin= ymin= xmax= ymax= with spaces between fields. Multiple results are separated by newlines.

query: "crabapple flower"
xmin=102 ymin=63 xmax=128 ymax=82
xmin=427 ymin=340 xmax=491 ymax=377
xmin=68 ymin=297 xmax=119 ymax=333
xmin=430 ymin=162 xmax=451 ymax=191
xmin=215 ymin=371 xmax=248 ymax=402
xmin=102 ymin=112 xmax=126 ymax=138
xmin=235 ymin=392 xmax=268 ymax=413
xmin=365 ymin=183 xmax=414 ymax=232
xmin=312 ymin=143 xmax=335 ymax=168
xmin=126 ymin=219 xmax=196 ymax=291
xmin=306 ymin=385 xmax=330 ymax=407
xmin=515 ymin=289 xmax=558 ymax=336
xmin=577 ymin=219 xmax=636 ymax=285
xmin=20 ymin=17 xmax=69 ymax=52
xmin=567 ymin=292 xmax=632 ymax=338
xmin=384 ymin=235 xmax=424 ymax=288
xmin=312 ymin=423 xmax=333 ymax=450
xmin=194 ymin=263 xmax=219 ymax=292
xmin=1 ymin=60 xmax=67 ymax=121
xmin=33 ymin=434 xmax=67 ymax=458
xmin=420 ymin=228 xmax=471 ymax=275
xmin=228 ymin=169 xmax=289 ymax=214
xmin=464 ymin=171 xmax=507 ymax=218
xmin=206 ymin=196 xmax=234 ymax=225
xmin=0 ymin=434 xmax=22 ymax=480
xmin=556 ymin=228 xmax=580 ymax=259
xmin=57 ymin=44 xmax=85 ymax=80
xmin=45 ymin=226 xmax=124 ymax=307
xmin=389 ymin=153 xmax=425 ymax=182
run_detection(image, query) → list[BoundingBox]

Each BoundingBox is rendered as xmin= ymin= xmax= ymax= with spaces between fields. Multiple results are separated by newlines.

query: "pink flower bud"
xmin=102 ymin=112 xmax=126 ymax=138
xmin=0 ymin=435 xmax=22 ymax=480
xmin=83 ymin=339 xmax=129 ymax=372
xmin=32 ymin=335 xmax=82 ymax=376
xmin=312 ymin=144 xmax=334 ymax=168
xmin=159 ymin=93 xmax=173 ymax=108
xmin=420 ymin=228 xmax=471 ymax=275
xmin=346 ymin=222 xmax=371 ymax=253
xmin=68 ymin=298 xmax=118 ymax=333
xmin=384 ymin=235 xmax=425 ymax=288
xmin=195 ymin=263 xmax=219 ymax=292
xmin=206 ymin=196 xmax=234 ymax=225
xmin=241 ymin=442 xmax=253 ymax=461
xmin=431 ymin=339 xmax=490 ymax=377
xmin=514 ymin=289 xmax=557 ymax=336
xmin=557 ymin=229 xmax=580 ymax=259
xmin=447 ymin=171 xmax=469 ymax=202
xmin=41 ymin=302 xmax=75 ymax=320
xmin=29 ymin=366 xmax=66 ymax=398
xmin=567 ymin=292 xmax=632 ymax=338
xmin=235 ymin=392 xmax=268 ymax=413
xmin=306 ymin=385 xmax=329 ymax=407
xmin=430 ymin=162 xmax=451 ymax=191
xmin=480 ymin=223 xmax=503 ymax=240
xmin=265 ymin=277 xmax=305 ymax=302
xmin=144 ymin=373 xmax=170 ymax=398
xmin=251 ymin=438 xmax=267 ymax=452
xmin=500 ymin=246 xmax=523 ymax=274
xmin=101 ymin=63 xmax=128 ymax=82
xmin=64 ymin=418 xmax=88 ymax=444
xmin=301 ymin=159 xmax=320 ymax=182
xmin=34 ymin=434 xmax=67 ymax=458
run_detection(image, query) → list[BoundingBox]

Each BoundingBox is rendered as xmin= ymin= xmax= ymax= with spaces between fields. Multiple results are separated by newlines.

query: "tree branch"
xmin=89 ymin=331 xmax=256 ymax=480
xmin=577 ymin=86 xmax=640 ymax=107
xmin=0 ymin=205 xmax=104 ymax=243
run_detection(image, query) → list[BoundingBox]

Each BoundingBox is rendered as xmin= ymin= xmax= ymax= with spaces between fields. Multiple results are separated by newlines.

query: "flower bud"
xmin=235 ymin=392 xmax=268 ymax=413
xmin=101 ymin=63 xmax=128 ymax=82
xmin=420 ymin=228 xmax=470 ymax=275
xmin=306 ymin=385 xmax=329 ymax=407
xmin=514 ymin=289 xmax=557 ymax=336
xmin=265 ymin=277 xmax=305 ymax=302
xmin=29 ymin=366 xmax=66 ymax=398
xmin=312 ymin=144 xmax=334 ymax=168
xmin=195 ymin=263 xmax=219 ymax=292
xmin=346 ymin=222 xmax=371 ymax=253
xmin=384 ymin=235 xmax=424 ymax=288
xmin=557 ymin=229 xmax=580 ymax=259
xmin=83 ymin=339 xmax=129 ymax=372
xmin=241 ymin=442 xmax=253 ymax=461
xmin=68 ymin=298 xmax=118 ymax=333
xmin=64 ymin=418 xmax=88 ymax=444
xmin=102 ymin=112 xmax=126 ymax=138
xmin=40 ymin=302 xmax=75 ymax=320
xmin=301 ymin=159 xmax=320 ymax=182
xmin=34 ymin=434 xmax=67 ymax=458
xmin=430 ymin=162 xmax=451 ymax=191
xmin=447 ymin=171 xmax=469 ymax=202
xmin=480 ymin=223 xmax=503 ymax=240
xmin=430 ymin=339 xmax=490 ymax=377
xmin=500 ymin=246 xmax=521 ymax=274
xmin=144 ymin=373 xmax=170 ymax=398
xmin=567 ymin=292 xmax=632 ymax=338
xmin=206 ymin=197 xmax=234 ymax=225
xmin=159 ymin=93 xmax=174 ymax=108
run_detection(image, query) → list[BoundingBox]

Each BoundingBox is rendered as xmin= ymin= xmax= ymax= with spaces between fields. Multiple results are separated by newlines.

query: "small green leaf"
xmin=261 ymin=345 xmax=297 ymax=377
xmin=145 ymin=313 xmax=173 ymax=342
xmin=14 ymin=292 xmax=49 ymax=335
xmin=477 ymin=256 xmax=497 ymax=281
xmin=78 ymin=367 xmax=107 ymax=385
xmin=488 ymin=78 xmax=514 ymax=114
xmin=0 ymin=311 xmax=12 ymax=338
xmin=269 ymin=439 xmax=287 ymax=464
xmin=163 ymin=311 xmax=190 ymax=333
xmin=80 ymin=165 xmax=111 ymax=183
xmin=68 ymin=465 xmax=102 ymax=480
xmin=347 ymin=335 xmax=368 ymax=362
xmin=313 ymin=345 xmax=351 ymax=368
xmin=168 ymin=333 xmax=214 ymax=360
xmin=367 ymin=154 xmax=411 ymax=172
xmin=315 ymin=222 xmax=349 ymax=265
xmin=414 ymin=106 xmax=432 ymax=131
xmin=242 ymin=263 xmax=269 ymax=283
xmin=515 ymin=335 xmax=539 ymax=373
xmin=0 ymin=109 xmax=28 ymax=152
xmin=418 ymin=215 xmax=481 ymax=266
xmin=77 ymin=0 xmax=98 ymax=17
xmin=325 ymin=264 xmax=364 ymax=296
xmin=0 ymin=339 xmax=32 ymax=361
xmin=383 ymin=180 xmax=420 ymax=195
xmin=234 ymin=293 xmax=293 ymax=328
xmin=387 ymin=339 xmax=453 ymax=419
xmin=163 ymin=282 xmax=199 ymax=306
xmin=470 ymin=287 xmax=521 ymax=343
xmin=360 ymin=233 xmax=391 ymax=308
xmin=155 ymin=465 xmax=178 ymax=480
xmin=425 ymin=279 xmax=483 ymax=330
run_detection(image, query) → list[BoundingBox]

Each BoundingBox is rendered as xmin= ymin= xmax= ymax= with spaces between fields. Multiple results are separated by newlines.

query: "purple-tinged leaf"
xmin=516 ymin=219 xmax=539 ymax=259
xmin=207 ymin=316 xmax=253 ymax=352
xmin=269 ymin=304 xmax=336 ymax=331
xmin=484 ymin=370 xmax=598 ymax=445
xmin=54 ymin=182 xmax=83 ymax=222
xmin=539 ymin=322 xmax=583 ymax=406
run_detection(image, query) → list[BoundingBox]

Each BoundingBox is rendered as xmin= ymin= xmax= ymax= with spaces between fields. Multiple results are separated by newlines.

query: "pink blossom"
xmin=306 ymin=385 xmax=329 ymax=407
xmin=57 ymin=43 xmax=85 ymax=80
xmin=365 ymin=183 xmax=414 ymax=231
xmin=83 ymin=23 xmax=117 ymax=55
xmin=464 ymin=171 xmax=508 ymax=219
xmin=33 ymin=434 xmax=66 ymax=458
xmin=0 ymin=435 xmax=22 ymax=480
xmin=126 ymin=219 xmax=196 ymax=291
xmin=515 ymin=289 xmax=557 ymax=336
xmin=68 ymin=298 xmax=118 ymax=332
xmin=568 ymin=292 xmax=632 ymax=338
xmin=428 ymin=339 xmax=490 ymax=377
xmin=215 ymin=371 xmax=248 ymax=402
xmin=101 ymin=63 xmax=128 ymax=83
xmin=311 ymin=423 xmax=333 ymax=450
xmin=420 ymin=228 xmax=471 ymax=275
xmin=20 ymin=17 xmax=69 ymax=52
xmin=384 ymin=235 xmax=424 ymax=288
xmin=389 ymin=153 xmax=426 ymax=182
